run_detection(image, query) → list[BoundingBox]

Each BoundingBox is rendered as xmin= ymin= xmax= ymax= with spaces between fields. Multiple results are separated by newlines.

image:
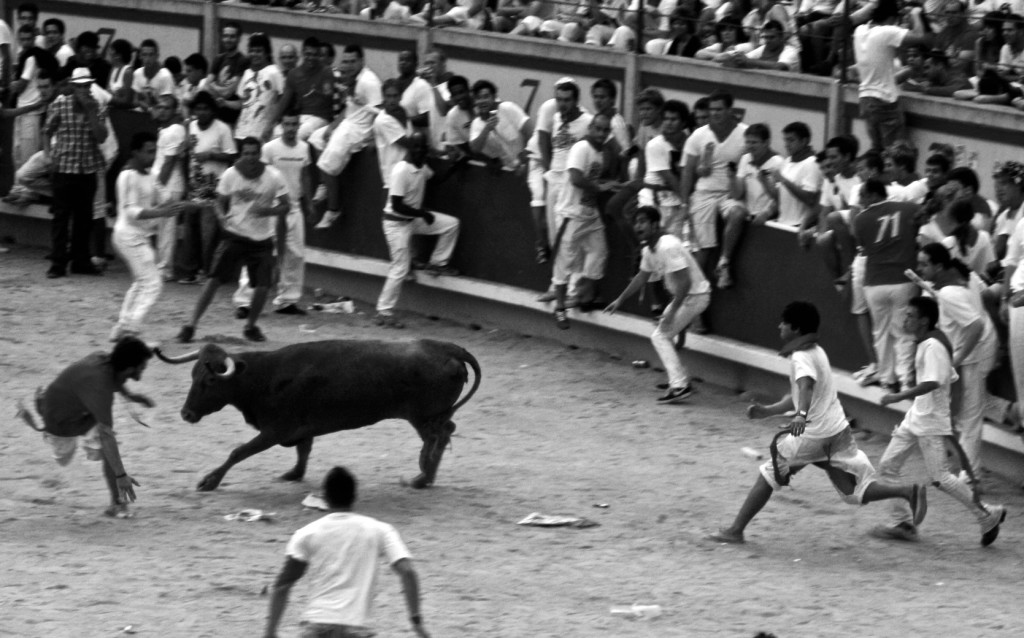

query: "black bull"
xmin=154 ymin=339 xmax=481 ymax=491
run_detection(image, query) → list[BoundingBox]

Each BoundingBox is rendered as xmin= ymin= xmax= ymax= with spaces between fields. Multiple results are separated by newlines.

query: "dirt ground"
xmin=2 ymin=245 xmax=1024 ymax=638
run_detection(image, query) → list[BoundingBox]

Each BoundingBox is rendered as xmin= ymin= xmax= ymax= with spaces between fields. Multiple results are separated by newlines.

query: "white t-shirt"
xmin=385 ymin=160 xmax=434 ymax=215
xmin=429 ymin=80 xmax=450 ymax=150
xmin=16 ymin=54 xmax=40 ymax=107
xmin=548 ymin=110 xmax=592 ymax=172
xmin=261 ymin=137 xmax=311 ymax=214
xmin=235 ymin=64 xmax=284 ymax=140
xmin=904 ymin=337 xmax=957 ymax=436
xmin=154 ymin=122 xmax=187 ymax=196
xmin=935 ymin=283 xmax=998 ymax=367
xmin=526 ymin=98 xmax=558 ymax=157
xmin=746 ymin=44 xmax=802 ymax=73
xmin=400 ymin=76 xmax=433 ymax=120
xmin=132 ymin=67 xmax=177 ymax=104
xmin=776 ymin=154 xmax=822 ymax=226
xmin=854 ymin=23 xmax=908 ymax=103
xmin=683 ymin=123 xmax=749 ymax=193
xmin=52 ymin=43 xmax=74 ymax=66
xmin=285 ymin=512 xmax=411 ymax=628
xmin=607 ymin=111 xmax=631 ymax=153
xmin=736 ymin=153 xmax=785 ymax=217
xmin=941 ymin=232 xmax=995 ymax=277
xmin=444 ymin=106 xmax=473 ymax=149
xmin=640 ymin=135 xmax=683 ymax=207
xmin=819 ymin=173 xmax=861 ymax=212
xmin=555 ymin=139 xmax=605 ymax=219
xmin=216 ymin=164 xmax=289 ymax=241
xmin=373 ymin=110 xmax=412 ymax=188
xmin=114 ymin=168 xmax=160 ymax=242
xmin=998 ymin=44 xmax=1024 ymax=76
xmin=788 ymin=345 xmax=848 ymax=439
xmin=189 ymin=119 xmax=236 ymax=178
xmin=640 ymin=234 xmax=712 ymax=295
xmin=344 ymin=67 xmax=383 ymax=128
xmin=469 ymin=100 xmax=531 ymax=169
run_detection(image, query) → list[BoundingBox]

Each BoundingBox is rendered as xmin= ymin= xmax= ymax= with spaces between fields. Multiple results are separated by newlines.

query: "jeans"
xmin=175 ymin=201 xmax=219 ymax=278
xmin=858 ymin=97 xmax=906 ymax=153
xmin=50 ymin=172 xmax=98 ymax=271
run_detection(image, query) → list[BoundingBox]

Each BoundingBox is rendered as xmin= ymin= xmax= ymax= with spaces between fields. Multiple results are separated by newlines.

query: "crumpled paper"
xmin=516 ymin=512 xmax=599 ymax=529
xmin=224 ymin=509 xmax=275 ymax=522
xmin=301 ymin=494 xmax=330 ymax=511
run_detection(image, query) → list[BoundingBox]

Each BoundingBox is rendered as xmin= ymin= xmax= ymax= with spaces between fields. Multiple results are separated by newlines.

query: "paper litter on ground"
xmin=301 ymin=493 xmax=330 ymax=511
xmin=517 ymin=512 xmax=599 ymax=528
xmin=224 ymin=509 xmax=275 ymax=522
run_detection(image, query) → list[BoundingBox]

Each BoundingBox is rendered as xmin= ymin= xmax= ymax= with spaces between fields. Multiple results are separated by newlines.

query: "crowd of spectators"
xmin=3 ymin=1 xmax=1024 ymax=464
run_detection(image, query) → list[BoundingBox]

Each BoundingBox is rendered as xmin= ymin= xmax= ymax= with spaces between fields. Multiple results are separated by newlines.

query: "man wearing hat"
xmin=44 ymin=66 xmax=107 ymax=278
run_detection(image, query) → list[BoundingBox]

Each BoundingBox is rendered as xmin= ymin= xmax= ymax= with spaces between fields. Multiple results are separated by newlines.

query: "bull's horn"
xmin=154 ymin=347 xmax=201 ymax=364
xmin=215 ymin=356 xmax=236 ymax=379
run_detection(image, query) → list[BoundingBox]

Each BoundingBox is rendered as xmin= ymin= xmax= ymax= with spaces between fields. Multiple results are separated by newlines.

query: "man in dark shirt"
xmin=17 ymin=336 xmax=154 ymax=519
xmin=208 ymin=21 xmax=249 ymax=126
xmin=60 ymin=30 xmax=111 ymax=87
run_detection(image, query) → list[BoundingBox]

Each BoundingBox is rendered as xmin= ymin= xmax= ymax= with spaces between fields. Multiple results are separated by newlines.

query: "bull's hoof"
xmin=196 ymin=474 xmax=223 ymax=491
xmin=409 ymin=473 xmax=434 ymax=489
xmin=278 ymin=469 xmax=305 ymax=482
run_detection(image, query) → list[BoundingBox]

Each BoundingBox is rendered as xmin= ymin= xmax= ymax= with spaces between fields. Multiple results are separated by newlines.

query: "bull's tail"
xmin=450 ymin=347 xmax=482 ymax=414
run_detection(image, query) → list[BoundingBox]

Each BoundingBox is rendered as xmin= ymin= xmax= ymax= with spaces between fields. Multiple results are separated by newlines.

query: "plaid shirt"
xmin=46 ymin=95 xmax=105 ymax=174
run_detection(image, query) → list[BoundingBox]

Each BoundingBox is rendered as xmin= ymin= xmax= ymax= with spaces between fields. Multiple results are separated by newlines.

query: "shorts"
xmin=850 ymin=253 xmax=867 ymax=315
xmin=210 ymin=235 xmax=275 ymax=287
xmin=759 ymin=426 xmax=875 ymax=504
xmin=300 ymin=622 xmax=376 ymax=638
xmin=689 ymin=190 xmax=730 ymax=249
xmin=44 ymin=426 xmax=104 ymax=467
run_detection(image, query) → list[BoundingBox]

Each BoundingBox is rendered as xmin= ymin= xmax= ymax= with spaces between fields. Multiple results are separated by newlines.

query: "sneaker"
xmin=536 ymin=289 xmax=557 ymax=303
xmin=705 ymin=528 xmax=744 ymax=544
xmin=911 ymin=484 xmax=928 ymax=527
xmin=374 ymin=313 xmax=405 ymax=329
xmin=715 ymin=261 xmax=733 ymax=289
xmin=869 ymin=522 xmax=919 ymax=541
xmin=177 ymin=275 xmax=201 ymax=285
xmin=235 ymin=306 xmax=250 ymax=320
xmin=243 ymin=325 xmax=267 ymax=342
xmin=554 ymin=308 xmax=569 ymax=330
xmin=314 ymin=210 xmax=342 ymax=229
xmin=312 ymin=184 xmax=327 ymax=202
xmin=425 ymin=264 xmax=459 ymax=277
xmin=46 ymin=267 xmax=65 ymax=279
xmin=980 ymin=505 xmax=1007 ymax=547
xmin=274 ymin=304 xmax=307 ymax=315
xmin=657 ymin=384 xmax=694 ymax=404
xmin=177 ymin=325 xmax=195 ymax=343
xmin=852 ymin=363 xmax=877 ymax=382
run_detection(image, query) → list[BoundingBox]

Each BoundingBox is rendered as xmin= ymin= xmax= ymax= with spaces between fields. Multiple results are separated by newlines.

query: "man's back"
xmin=851 ymin=200 xmax=918 ymax=285
xmin=286 ymin=512 xmax=411 ymax=627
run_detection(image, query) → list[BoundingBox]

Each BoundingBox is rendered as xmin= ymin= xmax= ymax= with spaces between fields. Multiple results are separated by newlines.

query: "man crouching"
xmin=18 ymin=336 xmax=153 ymax=518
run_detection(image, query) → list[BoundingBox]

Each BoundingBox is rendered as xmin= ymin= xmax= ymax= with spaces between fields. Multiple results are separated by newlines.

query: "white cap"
xmin=554 ymin=76 xmax=577 ymax=88
xmin=70 ymin=67 xmax=94 ymax=85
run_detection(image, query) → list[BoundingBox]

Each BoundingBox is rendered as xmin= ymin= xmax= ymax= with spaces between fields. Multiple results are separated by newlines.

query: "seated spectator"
xmin=415 ymin=0 xmax=491 ymax=29
xmin=695 ymin=15 xmax=751 ymax=59
xmin=891 ymin=152 xmax=950 ymax=204
xmin=936 ymin=1 xmax=979 ymax=78
xmin=997 ymin=13 xmax=1024 ymax=83
xmin=492 ymin=0 xmax=532 ymax=32
xmin=3 ymin=71 xmax=57 ymax=206
xmin=771 ymin=121 xmax=821 ymax=228
xmin=901 ymin=49 xmax=972 ymax=96
xmin=10 ymin=25 xmax=57 ymax=167
xmin=719 ymin=19 xmax=801 ymax=72
xmin=724 ymin=121 xmax=784 ymax=225
xmin=468 ymin=79 xmax=532 ymax=170
xmin=131 ymin=39 xmax=176 ymax=112
xmin=741 ymin=0 xmax=798 ymax=51
xmin=895 ymin=44 xmax=928 ymax=85
xmin=804 ymin=134 xmax=860 ymax=248
xmin=975 ymin=10 xmax=1005 ymax=72
xmin=646 ymin=8 xmax=702 ymax=56
xmin=362 ymin=0 xmax=417 ymax=21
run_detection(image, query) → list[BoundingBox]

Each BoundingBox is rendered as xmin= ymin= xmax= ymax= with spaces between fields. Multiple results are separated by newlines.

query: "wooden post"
xmin=202 ymin=0 xmax=218 ymax=64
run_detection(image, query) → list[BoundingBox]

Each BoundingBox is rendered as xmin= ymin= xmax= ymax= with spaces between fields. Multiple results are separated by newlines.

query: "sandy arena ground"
xmin=2 ymin=246 xmax=1024 ymax=638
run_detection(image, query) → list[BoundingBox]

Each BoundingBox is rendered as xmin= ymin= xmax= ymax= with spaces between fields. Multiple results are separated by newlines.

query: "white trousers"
xmin=315 ymin=120 xmax=373 ymax=176
xmin=13 ymin=113 xmax=42 ymax=168
xmin=155 ymin=187 xmax=183 ymax=280
xmin=863 ymin=282 xmax=916 ymax=385
xmin=1009 ymin=306 xmax=1024 ymax=415
xmin=376 ymin=213 xmax=460 ymax=314
xmin=551 ymin=215 xmax=607 ymax=285
xmin=112 ymin=231 xmax=162 ymax=335
xmin=955 ymin=345 xmax=997 ymax=476
xmin=878 ymin=424 xmax=991 ymax=526
xmin=651 ymin=293 xmax=711 ymax=389
xmin=233 ymin=211 xmax=306 ymax=307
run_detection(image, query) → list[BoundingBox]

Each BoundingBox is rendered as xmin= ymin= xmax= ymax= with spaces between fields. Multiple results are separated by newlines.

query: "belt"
xmin=383 ymin=213 xmax=414 ymax=223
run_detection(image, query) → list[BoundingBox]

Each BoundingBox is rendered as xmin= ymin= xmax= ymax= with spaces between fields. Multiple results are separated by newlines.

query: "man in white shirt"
xmin=314 ymin=44 xmax=382 ymax=229
xmin=264 ymin=466 xmax=430 ymax=638
xmin=707 ymin=300 xmax=925 ymax=543
xmin=10 ymin=23 xmax=54 ymax=166
xmin=374 ymin=133 xmax=460 ymax=328
xmin=373 ymin=79 xmax=413 ymax=188
xmin=111 ymin=131 xmax=185 ymax=342
xmin=234 ymin=33 xmax=283 ymax=143
xmin=151 ymin=94 xmax=187 ymax=283
xmin=874 ymin=296 xmax=1006 ymax=545
xmin=771 ymin=121 xmax=822 ymax=228
xmin=547 ymin=113 xmax=618 ymax=327
xmin=468 ymin=78 xmax=533 ymax=171
xmin=177 ymin=136 xmax=290 ymax=344
xmin=40 ymin=18 xmax=73 ymax=66
xmin=396 ymin=49 xmax=433 ymax=131
xmin=853 ymin=0 xmax=930 ymax=152
xmin=276 ymin=44 xmax=298 ymax=76
xmin=679 ymin=90 xmax=748 ymax=290
xmin=606 ymin=206 xmax=712 ymax=403
xmin=130 ymin=39 xmax=176 ymax=112
xmin=639 ymin=99 xmax=688 ymax=240
xmin=723 ymin=122 xmax=784 ymax=227
xmin=442 ymin=75 xmax=473 ymax=159
xmin=720 ymin=20 xmax=801 ymax=72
